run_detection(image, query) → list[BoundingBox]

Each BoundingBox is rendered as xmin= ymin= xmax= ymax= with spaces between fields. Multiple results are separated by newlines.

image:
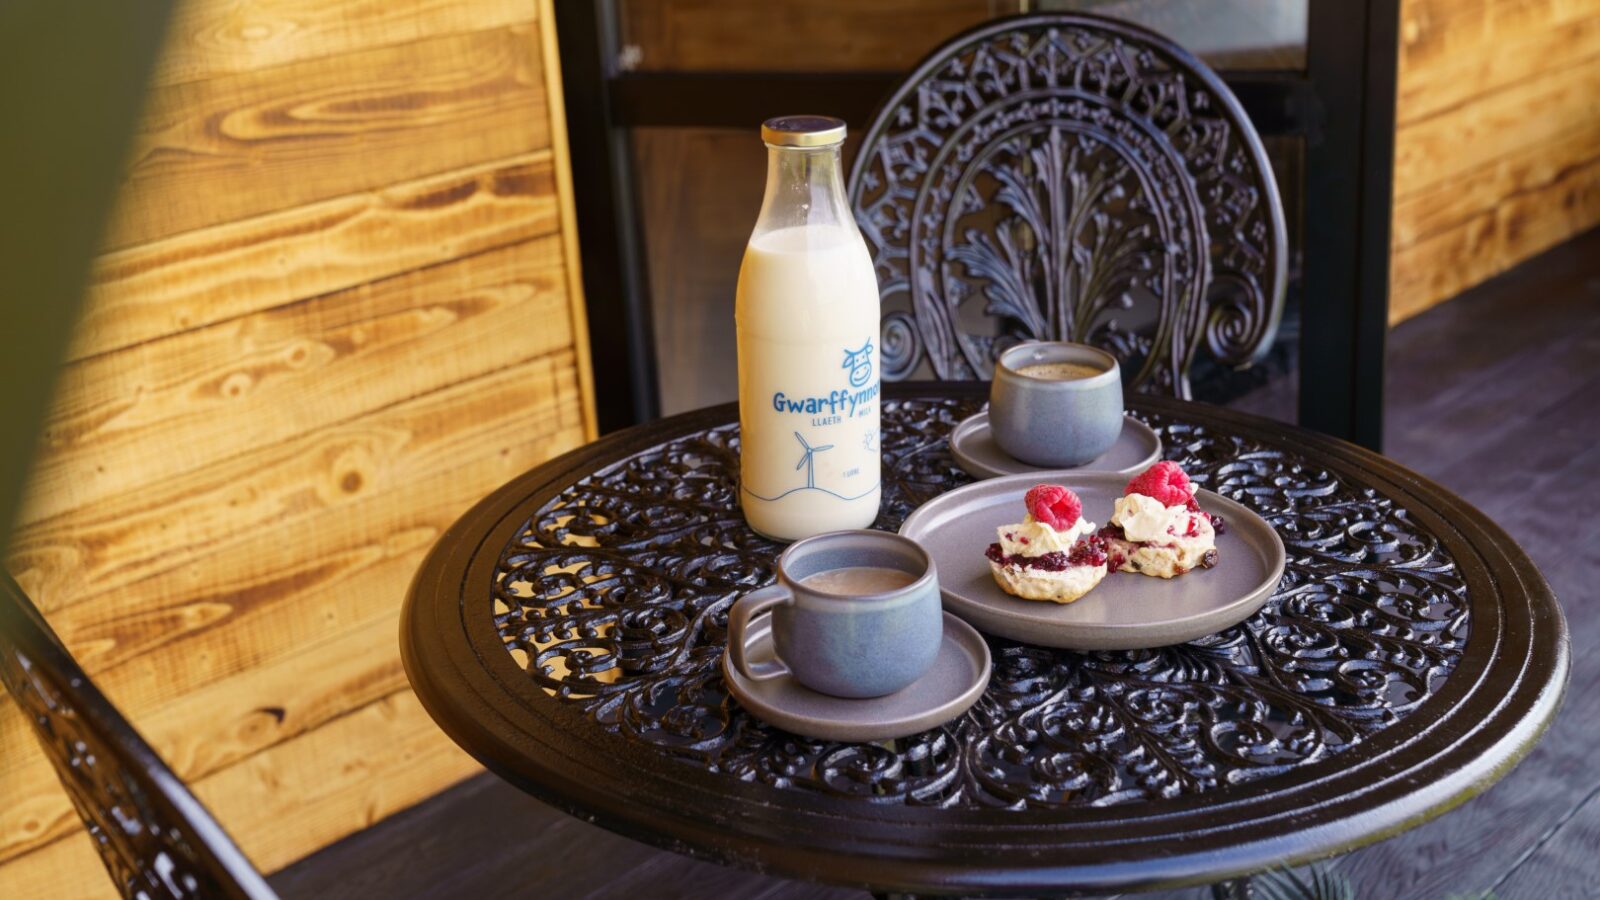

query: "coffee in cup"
xmin=726 ymin=530 xmax=941 ymax=698
xmin=798 ymin=566 xmax=917 ymax=594
xmin=1014 ymin=361 xmax=1104 ymax=381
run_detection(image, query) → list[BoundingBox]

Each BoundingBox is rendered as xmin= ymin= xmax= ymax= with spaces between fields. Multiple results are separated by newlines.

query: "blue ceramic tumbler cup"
xmin=989 ymin=341 xmax=1124 ymax=467
xmin=727 ymin=530 xmax=942 ymax=699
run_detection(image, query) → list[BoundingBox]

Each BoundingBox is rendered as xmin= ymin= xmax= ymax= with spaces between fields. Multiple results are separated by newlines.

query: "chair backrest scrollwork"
xmin=849 ymin=13 xmax=1287 ymax=396
xmin=0 ymin=574 xmax=276 ymax=900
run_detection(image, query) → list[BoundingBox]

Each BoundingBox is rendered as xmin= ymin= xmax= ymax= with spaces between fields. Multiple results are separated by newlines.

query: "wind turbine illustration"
xmin=793 ymin=431 xmax=833 ymax=489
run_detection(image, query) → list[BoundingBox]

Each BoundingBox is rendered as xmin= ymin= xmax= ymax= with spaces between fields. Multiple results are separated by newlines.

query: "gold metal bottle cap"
xmin=760 ymin=115 xmax=847 ymax=148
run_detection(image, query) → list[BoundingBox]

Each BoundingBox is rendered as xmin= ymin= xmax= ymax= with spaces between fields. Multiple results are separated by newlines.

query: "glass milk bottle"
xmin=736 ymin=115 xmax=881 ymax=541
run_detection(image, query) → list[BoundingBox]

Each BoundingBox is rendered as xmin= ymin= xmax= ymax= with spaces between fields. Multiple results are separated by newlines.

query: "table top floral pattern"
xmin=491 ymin=397 xmax=1467 ymax=809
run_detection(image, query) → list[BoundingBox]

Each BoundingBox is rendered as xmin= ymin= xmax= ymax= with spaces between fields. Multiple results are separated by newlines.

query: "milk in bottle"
xmin=737 ymin=116 xmax=881 ymax=541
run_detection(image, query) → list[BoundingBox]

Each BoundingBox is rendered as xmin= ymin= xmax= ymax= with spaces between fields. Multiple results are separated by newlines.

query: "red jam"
xmin=985 ymin=536 xmax=1107 ymax=571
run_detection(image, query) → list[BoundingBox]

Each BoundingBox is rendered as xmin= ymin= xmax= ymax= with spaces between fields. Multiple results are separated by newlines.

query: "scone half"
xmin=1104 ymin=532 xmax=1218 ymax=579
xmin=988 ymin=558 xmax=1108 ymax=603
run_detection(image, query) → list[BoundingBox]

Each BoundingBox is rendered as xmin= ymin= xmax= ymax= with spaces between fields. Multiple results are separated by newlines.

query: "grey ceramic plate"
xmin=949 ymin=411 xmax=1162 ymax=480
xmin=722 ymin=608 xmax=991 ymax=742
xmin=899 ymin=471 xmax=1286 ymax=650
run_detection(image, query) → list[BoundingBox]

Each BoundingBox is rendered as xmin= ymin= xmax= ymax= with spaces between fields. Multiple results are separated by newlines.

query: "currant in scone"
xmin=1099 ymin=461 xmax=1219 ymax=579
xmin=985 ymin=484 xmax=1109 ymax=603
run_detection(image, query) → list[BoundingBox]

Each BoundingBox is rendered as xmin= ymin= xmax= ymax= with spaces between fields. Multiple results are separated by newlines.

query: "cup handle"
xmin=727 ymin=584 xmax=794 ymax=682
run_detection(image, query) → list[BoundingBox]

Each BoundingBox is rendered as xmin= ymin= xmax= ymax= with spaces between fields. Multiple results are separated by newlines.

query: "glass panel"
xmin=1037 ymin=0 xmax=1306 ymax=70
xmin=635 ymin=129 xmax=750 ymax=414
xmin=617 ymin=0 xmax=1306 ymax=73
xmin=625 ymin=1 xmax=1310 ymax=415
xmin=1194 ymin=134 xmax=1303 ymax=426
xmin=634 ymin=130 xmax=785 ymax=414
xmin=638 ymin=128 xmax=1304 ymax=418
xmin=640 ymin=129 xmax=871 ymax=415
xmin=618 ymin=1 xmax=1019 ymax=72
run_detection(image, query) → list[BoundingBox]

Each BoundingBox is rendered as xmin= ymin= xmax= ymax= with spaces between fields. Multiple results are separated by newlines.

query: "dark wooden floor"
xmin=271 ymin=228 xmax=1600 ymax=900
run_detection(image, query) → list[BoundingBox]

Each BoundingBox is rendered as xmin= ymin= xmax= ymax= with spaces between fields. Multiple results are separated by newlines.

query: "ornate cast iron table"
xmin=401 ymin=384 xmax=1567 ymax=897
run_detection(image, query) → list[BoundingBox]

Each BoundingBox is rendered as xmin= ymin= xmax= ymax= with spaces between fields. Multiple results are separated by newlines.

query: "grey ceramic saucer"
xmin=722 ymin=608 xmax=990 ymax=742
xmin=949 ymin=411 xmax=1162 ymax=480
xmin=899 ymin=471 xmax=1286 ymax=651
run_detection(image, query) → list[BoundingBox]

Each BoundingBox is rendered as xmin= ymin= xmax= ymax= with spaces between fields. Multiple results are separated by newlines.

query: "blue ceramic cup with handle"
xmin=727 ymin=530 xmax=942 ymax=699
xmin=989 ymin=341 xmax=1123 ymax=467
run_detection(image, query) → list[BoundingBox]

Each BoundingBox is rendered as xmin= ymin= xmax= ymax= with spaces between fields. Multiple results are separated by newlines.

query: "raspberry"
xmin=1125 ymin=461 xmax=1193 ymax=508
xmin=1024 ymin=484 xmax=1082 ymax=530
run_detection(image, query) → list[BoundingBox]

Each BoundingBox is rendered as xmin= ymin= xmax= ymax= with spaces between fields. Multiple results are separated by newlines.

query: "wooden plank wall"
xmin=0 ymin=1 xmax=594 ymax=895
xmin=1389 ymin=0 xmax=1600 ymax=321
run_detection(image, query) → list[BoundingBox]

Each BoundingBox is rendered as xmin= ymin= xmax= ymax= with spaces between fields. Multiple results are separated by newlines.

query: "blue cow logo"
xmin=842 ymin=340 xmax=874 ymax=388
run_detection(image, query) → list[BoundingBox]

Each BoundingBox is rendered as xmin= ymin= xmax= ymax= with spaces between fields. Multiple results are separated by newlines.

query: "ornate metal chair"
xmin=0 ymin=573 xmax=276 ymax=899
xmin=849 ymin=12 xmax=1287 ymax=397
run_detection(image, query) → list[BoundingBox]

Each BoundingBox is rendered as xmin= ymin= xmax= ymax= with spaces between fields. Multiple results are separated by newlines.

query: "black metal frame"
xmin=1301 ymin=0 xmax=1398 ymax=449
xmin=0 ymin=575 xmax=276 ymax=900
xmin=554 ymin=0 xmax=1397 ymax=450
xmin=554 ymin=0 xmax=661 ymax=430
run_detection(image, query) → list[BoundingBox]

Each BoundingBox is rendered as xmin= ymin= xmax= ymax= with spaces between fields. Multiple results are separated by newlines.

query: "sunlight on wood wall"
xmin=0 ymin=1 xmax=593 ymax=895
xmin=1390 ymin=0 xmax=1600 ymax=322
